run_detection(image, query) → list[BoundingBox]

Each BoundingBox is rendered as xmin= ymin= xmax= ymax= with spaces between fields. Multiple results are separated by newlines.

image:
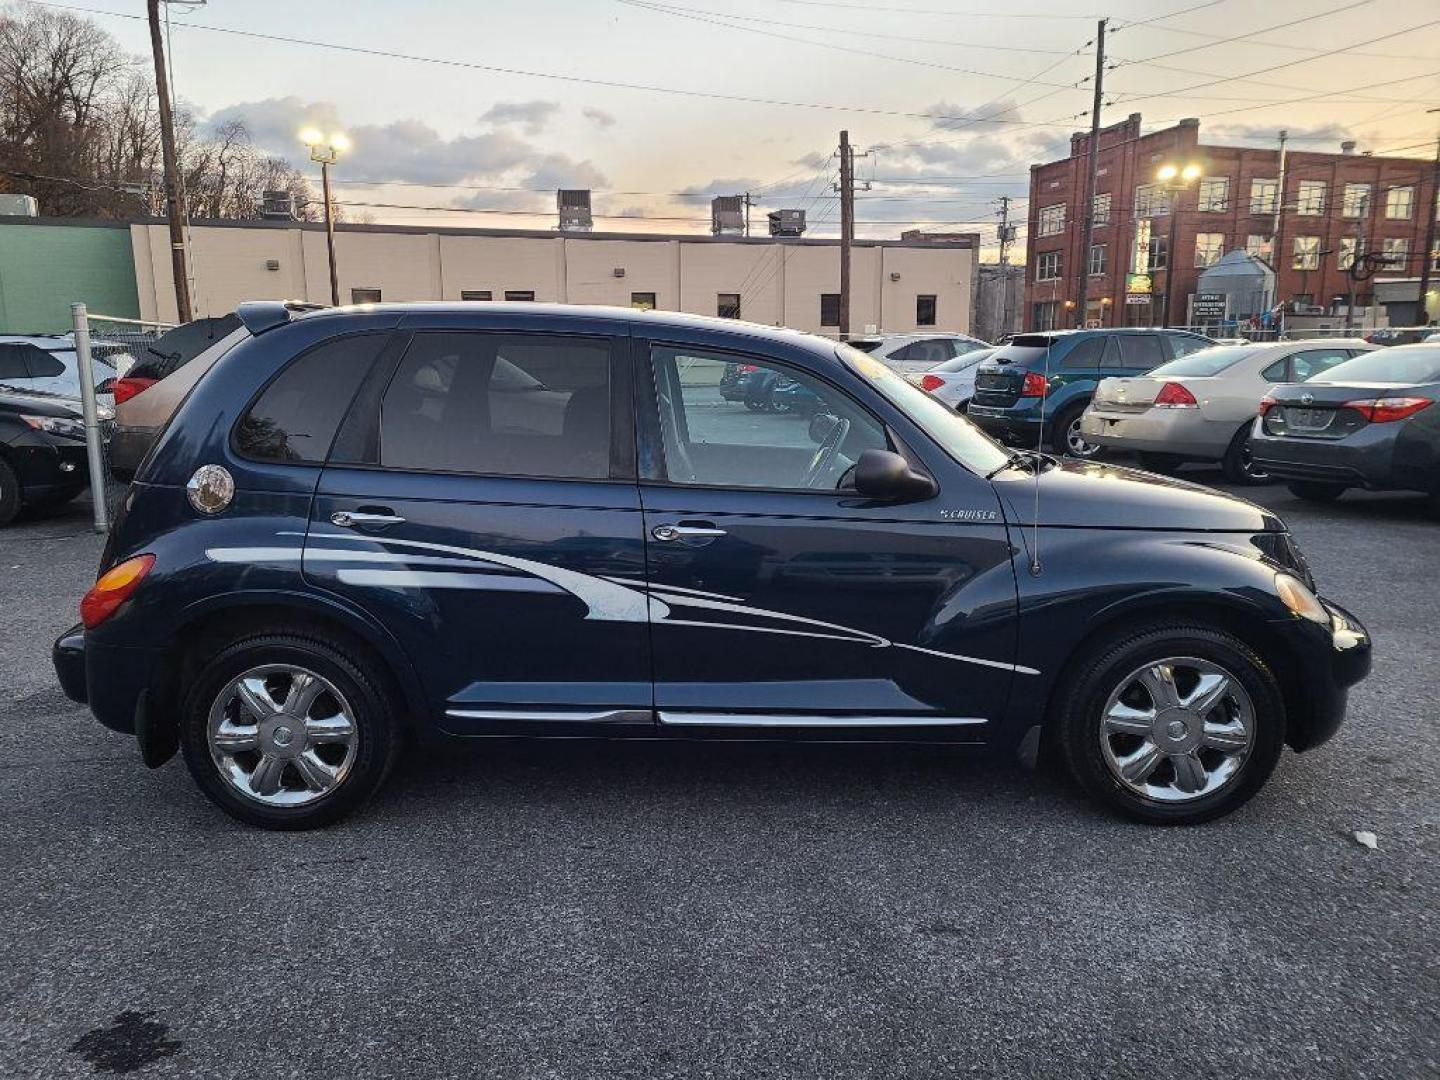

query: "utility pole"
xmin=1272 ymin=129 xmax=1288 ymax=334
xmin=839 ymin=130 xmax=854 ymax=339
xmin=1345 ymin=208 xmax=1364 ymax=332
xmin=147 ymin=0 xmax=193 ymax=324
xmin=994 ymin=195 xmax=1014 ymax=340
xmin=743 ymin=192 xmax=752 ymax=238
xmin=1416 ymin=112 xmax=1439 ymax=326
xmin=1074 ymin=18 xmax=1106 ymax=329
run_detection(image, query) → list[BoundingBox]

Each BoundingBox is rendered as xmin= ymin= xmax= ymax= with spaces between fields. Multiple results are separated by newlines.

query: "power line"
xmin=1111 ymin=0 xmax=1377 ymax=68
xmin=771 ymin=0 xmax=1101 ymax=17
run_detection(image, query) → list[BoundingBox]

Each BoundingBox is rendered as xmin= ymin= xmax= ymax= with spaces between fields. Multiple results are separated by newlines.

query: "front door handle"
xmin=331 ymin=509 xmax=407 ymax=529
xmin=652 ymin=522 xmax=727 ymax=542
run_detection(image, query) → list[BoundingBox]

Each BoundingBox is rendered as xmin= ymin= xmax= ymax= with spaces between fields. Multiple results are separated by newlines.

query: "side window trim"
xmin=637 ymin=339 xmax=891 ymax=493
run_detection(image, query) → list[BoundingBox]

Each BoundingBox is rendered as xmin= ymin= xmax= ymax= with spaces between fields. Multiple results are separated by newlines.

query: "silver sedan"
xmin=904 ymin=346 xmax=995 ymax=411
xmin=1081 ymin=338 xmax=1375 ymax=483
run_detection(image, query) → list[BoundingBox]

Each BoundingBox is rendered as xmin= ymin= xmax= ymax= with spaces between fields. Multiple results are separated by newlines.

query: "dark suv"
xmin=967 ymin=328 xmax=1214 ymax=457
xmin=54 ymin=302 xmax=1369 ymax=829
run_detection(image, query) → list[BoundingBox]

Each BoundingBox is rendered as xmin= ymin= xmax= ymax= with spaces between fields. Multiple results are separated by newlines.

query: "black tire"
xmin=1287 ymin=480 xmax=1347 ymax=503
xmin=1055 ymin=624 xmax=1286 ymax=825
xmin=1136 ymin=452 xmax=1184 ymax=474
xmin=1221 ymin=423 xmax=1269 ymax=485
xmin=0 ymin=456 xmax=22 ymax=526
xmin=1050 ymin=402 xmax=1102 ymax=459
xmin=179 ymin=632 xmax=401 ymax=829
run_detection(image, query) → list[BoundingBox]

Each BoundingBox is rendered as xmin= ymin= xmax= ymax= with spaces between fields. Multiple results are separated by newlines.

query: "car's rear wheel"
xmin=1221 ymin=423 xmax=1269 ymax=484
xmin=1052 ymin=403 xmax=1102 ymax=459
xmin=180 ymin=633 xmax=401 ymax=829
xmin=0 ymin=457 xmax=22 ymax=526
xmin=1056 ymin=625 xmax=1285 ymax=824
xmin=1287 ymin=480 xmax=1347 ymax=503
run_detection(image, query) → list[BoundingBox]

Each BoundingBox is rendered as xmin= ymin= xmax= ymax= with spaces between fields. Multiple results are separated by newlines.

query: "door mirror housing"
xmin=853 ymin=448 xmax=936 ymax=502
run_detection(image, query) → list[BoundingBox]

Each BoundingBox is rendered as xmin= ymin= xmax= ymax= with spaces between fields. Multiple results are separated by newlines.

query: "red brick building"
xmin=1024 ymin=114 xmax=1439 ymax=331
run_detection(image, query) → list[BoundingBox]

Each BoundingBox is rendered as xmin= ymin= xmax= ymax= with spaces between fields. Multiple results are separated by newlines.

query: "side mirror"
xmin=853 ymin=448 xmax=937 ymax=502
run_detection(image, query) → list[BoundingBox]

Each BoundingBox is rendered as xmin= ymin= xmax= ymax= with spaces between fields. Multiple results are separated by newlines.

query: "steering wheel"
xmin=800 ymin=416 xmax=850 ymax=488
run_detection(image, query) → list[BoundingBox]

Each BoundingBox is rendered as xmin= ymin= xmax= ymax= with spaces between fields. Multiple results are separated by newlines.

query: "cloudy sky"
xmin=68 ymin=0 xmax=1440 ymax=255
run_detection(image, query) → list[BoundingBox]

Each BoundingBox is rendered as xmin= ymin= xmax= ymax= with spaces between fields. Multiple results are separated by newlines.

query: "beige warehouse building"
xmin=128 ymin=219 xmax=980 ymax=335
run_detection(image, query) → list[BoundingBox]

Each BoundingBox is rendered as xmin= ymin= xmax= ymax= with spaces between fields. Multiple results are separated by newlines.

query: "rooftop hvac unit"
xmin=558 ymin=189 xmax=593 ymax=231
xmin=712 ymin=195 xmax=745 ymax=236
xmin=260 ymin=190 xmax=295 ymax=220
xmin=0 ymin=193 xmax=39 ymax=217
xmin=767 ymin=209 xmax=806 ymax=237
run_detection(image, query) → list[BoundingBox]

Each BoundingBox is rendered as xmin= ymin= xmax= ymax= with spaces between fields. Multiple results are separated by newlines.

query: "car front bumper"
xmin=1082 ymin=407 xmax=1228 ymax=458
xmin=1277 ymin=598 xmax=1372 ymax=751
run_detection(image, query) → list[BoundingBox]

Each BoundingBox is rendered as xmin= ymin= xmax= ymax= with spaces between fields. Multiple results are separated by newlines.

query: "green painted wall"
xmin=0 ymin=220 xmax=140 ymax=333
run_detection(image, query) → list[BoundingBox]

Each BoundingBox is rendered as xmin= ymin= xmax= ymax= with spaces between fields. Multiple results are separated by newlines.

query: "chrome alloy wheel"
xmin=1099 ymin=657 xmax=1255 ymax=803
xmin=1066 ymin=415 xmax=1101 ymax=458
xmin=207 ymin=664 xmax=358 ymax=807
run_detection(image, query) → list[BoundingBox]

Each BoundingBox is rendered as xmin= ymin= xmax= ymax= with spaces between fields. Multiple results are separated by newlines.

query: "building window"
xmin=1092 ymin=192 xmax=1111 ymax=226
xmin=1249 ymin=179 xmax=1278 ymax=215
xmin=1292 ymin=236 xmax=1320 ymax=271
xmin=1194 ymin=233 xmax=1224 ymax=267
xmin=820 ymin=293 xmax=840 ymax=326
xmin=1432 ymin=241 xmax=1440 ymax=272
xmin=1386 ymin=186 xmax=1414 ymax=219
xmin=1342 ymin=183 xmax=1371 ymax=218
xmin=717 ymin=292 xmax=741 ymax=319
xmin=1088 ymin=244 xmax=1107 ymax=276
xmin=460 ymin=290 xmax=492 ymax=301
xmin=1038 ymin=203 xmax=1066 ymax=237
xmin=351 ymin=287 xmax=381 ymax=304
xmin=1035 ymin=251 xmax=1062 ymax=281
xmin=1381 ymin=237 xmax=1409 ymax=268
xmin=1134 ymin=183 xmax=1169 ymax=218
xmin=1338 ymin=237 xmax=1356 ymax=271
xmin=1246 ymin=234 xmax=1273 ymax=262
xmin=1033 ymin=301 xmax=1060 ymax=331
xmin=916 ymin=294 xmax=937 ymax=326
xmin=1198 ymin=177 xmax=1229 ymax=212
xmin=1296 ymin=180 xmax=1327 ymax=216
xmin=631 ymin=292 xmax=657 ymax=310
xmin=504 ymin=290 xmax=535 ymax=301
xmin=1146 ymin=235 xmax=1169 ymax=272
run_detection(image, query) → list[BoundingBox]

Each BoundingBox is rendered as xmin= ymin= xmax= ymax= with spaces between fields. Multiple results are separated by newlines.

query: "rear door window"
xmin=1060 ymin=337 xmax=1106 ymax=369
xmin=236 ymin=334 xmax=387 ymax=463
xmin=378 ymin=332 xmax=613 ymax=479
xmin=0 ymin=344 xmax=34 ymax=386
xmin=1290 ymin=348 xmax=1353 ymax=381
xmin=1117 ymin=334 xmax=1166 ymax=371
xmin=1165 ymin=334 xmax=1212 ymax=360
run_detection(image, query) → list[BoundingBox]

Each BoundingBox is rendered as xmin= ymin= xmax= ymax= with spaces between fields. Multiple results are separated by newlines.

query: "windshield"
xmin=936 ymin=347 xmax=994 ymax=372
xmin=838 ymin=344 xmax=1012 ymax=476
xmin=1309 ymin=345 xmax=1440 ymax=384
xmin=1148 ymin=345 xmax=1252 ymax=378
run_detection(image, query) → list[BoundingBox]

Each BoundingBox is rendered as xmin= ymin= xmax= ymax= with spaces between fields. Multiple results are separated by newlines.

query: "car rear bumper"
xmin=53 ymin=623 xmax=165 ymax=735
xmin=1278 ymin=598 xmax=1371 ymax=752
xmin=1250 ymin=426 xmax=1396 ymax=489
xmin=1082 ymin=408 xmax=1226 ymax=458
xmin=107 ymin=424 xmax=156 ymax=476
xmin=966 ymin=405 xmax=1045 ymax=446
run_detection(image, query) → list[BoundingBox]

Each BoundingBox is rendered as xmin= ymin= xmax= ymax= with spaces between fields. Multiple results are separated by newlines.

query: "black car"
xmin=0 ymin=385 xmax=110 ymax=525
xmin=1252 ymin=343 xmax=1440 ymax=507
xmin=55 ymin=301 xmax=1370 ymax=829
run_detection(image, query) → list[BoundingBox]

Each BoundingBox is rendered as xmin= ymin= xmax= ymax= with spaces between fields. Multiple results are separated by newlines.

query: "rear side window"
xmin=892 ymin=339 xmax=953 ymax=365
xmin=24 ymin=346 xmax=67 ymax=378
xmin=0 ymin=344 xmax=31 ymax=382
xmin=1290 ymin=348 xmax=1352 ymax=381
xmin=1117 ymin=335 xmax=1166 ymax=371
xmin=1166 ymin=334 xmax=1212 ymax=360
xmin=379 ymin=332 xmax=611 ymax=479
xmin=1060 ymin=337 xmax=1106 ymax=369
xmin=236 ymin=335 xmax=386 ymax=463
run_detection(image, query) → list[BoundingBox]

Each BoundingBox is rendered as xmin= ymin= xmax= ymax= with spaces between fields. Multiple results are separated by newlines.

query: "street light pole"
xmin=1156 ymin=163 xmax=1201 ymax=329
xmin=302 ymin=128 xmax=349 ymax=306
xmin=1416 ymin=109 xmax=1439 ymax=327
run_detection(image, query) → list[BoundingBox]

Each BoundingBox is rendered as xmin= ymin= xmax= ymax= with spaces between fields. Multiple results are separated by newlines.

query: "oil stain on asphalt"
xmin=69 ymin=1011 xmax=181 ymax=1074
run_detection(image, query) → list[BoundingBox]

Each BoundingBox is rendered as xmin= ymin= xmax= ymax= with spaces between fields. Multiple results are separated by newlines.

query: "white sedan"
xmin=904 ymin=346 xmax=996 ymax=411
xmin=847 ymin=332 xmax=990 ymax=375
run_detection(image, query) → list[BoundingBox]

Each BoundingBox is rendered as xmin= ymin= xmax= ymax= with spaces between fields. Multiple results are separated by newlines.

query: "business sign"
xmin=1192 ymin=292 xmax=1227 ymax=319
xmin=1125 ymin=293 xmax=1151 ymax=306
xmin=1126 ymin=273 xmax=1152 ymax=295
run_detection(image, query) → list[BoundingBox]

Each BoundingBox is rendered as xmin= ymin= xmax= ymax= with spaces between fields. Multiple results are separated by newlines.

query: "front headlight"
xmin=20 ymin=414 xmax=86 ymax=440
xmin=1276 ymin=573 xmax=1329 ymax=624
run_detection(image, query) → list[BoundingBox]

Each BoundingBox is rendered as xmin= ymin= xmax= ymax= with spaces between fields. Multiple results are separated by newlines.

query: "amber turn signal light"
xmin=80 ymin=554 xmax=155 ymax=629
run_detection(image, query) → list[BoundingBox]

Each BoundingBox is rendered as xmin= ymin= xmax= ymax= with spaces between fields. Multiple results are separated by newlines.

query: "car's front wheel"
xmin=1056 ymin=625 xmax=1285 ymax=824
xmin=180 ymin=633 xmax=401 ymax=829
xmin=1221 ymin=423 xmax=1269 ymax=484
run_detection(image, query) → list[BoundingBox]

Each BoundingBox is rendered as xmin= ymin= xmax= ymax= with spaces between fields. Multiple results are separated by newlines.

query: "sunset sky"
xmin=56 ymin=0 xmax=1440 ymax=255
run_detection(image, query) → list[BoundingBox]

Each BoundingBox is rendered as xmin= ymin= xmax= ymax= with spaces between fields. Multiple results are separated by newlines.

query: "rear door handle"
xmin=652 ymin=523 xmax=727 ymax=542
xmin=331 ymin=509 xmax=407 ymax=528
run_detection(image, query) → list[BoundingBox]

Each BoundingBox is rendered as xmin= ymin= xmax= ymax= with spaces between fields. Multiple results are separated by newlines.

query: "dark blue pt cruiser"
xmin=53 ymin=302 xmax=1371 ymax=829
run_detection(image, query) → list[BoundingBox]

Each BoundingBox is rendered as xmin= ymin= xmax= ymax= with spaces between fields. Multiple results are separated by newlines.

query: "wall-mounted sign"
xmin=1126 ymin=273 xmax=1152 ymax=295
xmin=1192 ymin=292 xmax=1226 ymax=319
xmin=1125 ymin=293 xmax=1151 ymax=305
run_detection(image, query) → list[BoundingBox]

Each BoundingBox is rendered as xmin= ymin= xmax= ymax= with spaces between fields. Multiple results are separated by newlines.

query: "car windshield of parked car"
xmin=838 ymin=344 xmax=1012 ymax=476
xmin=1148 ymin=345 xmax=1252 ymax=378
xmin=936 ymin=347 xmax=994 ymax=373
xmin=1307 ymin=345 xmax=1440 ymax=384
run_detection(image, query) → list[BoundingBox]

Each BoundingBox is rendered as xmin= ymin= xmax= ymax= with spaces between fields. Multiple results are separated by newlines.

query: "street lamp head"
xmin=300 ymin=128 xmax=349 ymax=164
xmin=329 ymin=131 xmax=352 ymax=154
xmin=299 ymin=127 xmax=324 ymax=148
xmin=1181 ymin=164 xmax=1202 ymax=182
xmin=1156 ymin=164 xmax=1178 ymax=182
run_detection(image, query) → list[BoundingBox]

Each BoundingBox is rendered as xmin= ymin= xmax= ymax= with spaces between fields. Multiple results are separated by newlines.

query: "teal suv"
xmin=967 ymin=329 xmax=1214 ymax=457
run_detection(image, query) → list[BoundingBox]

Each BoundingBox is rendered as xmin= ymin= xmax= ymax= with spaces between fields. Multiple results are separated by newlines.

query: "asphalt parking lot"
xmin=1 ymin=470 xmax=1436 ymax=1080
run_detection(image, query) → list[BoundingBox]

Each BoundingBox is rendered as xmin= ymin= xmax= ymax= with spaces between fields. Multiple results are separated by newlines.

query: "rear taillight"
xmin=112 ymin=376 xmax=157 ymax=404
xmin=80 ymin=554 xmax=155 ymax=629
xmin=736 ymin=364 xmax=758 ymax=374
xmin=1154 ymin=382 xmax=1198 ymax=409
xmin=96 ymin=377 xmax=116 ymax=395
xmin=919 ymin=374 xmax=945 ymax=392
xmin=1020 ymin=371 xmax=1048 ymax=397
xmin=1258 ymin=394 xmax=1278 ymax=417
xmin=1345 ymin=397 xmax=1432 ymax=423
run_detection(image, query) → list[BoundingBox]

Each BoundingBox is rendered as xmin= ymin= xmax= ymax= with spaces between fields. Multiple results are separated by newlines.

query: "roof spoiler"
xmin=236 ymin=300 xmax=327 ymax=336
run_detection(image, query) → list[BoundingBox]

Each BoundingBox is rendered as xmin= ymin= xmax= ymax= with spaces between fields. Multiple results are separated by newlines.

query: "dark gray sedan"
xmin=1251 ymin=343 xmax=1439 ymax=507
